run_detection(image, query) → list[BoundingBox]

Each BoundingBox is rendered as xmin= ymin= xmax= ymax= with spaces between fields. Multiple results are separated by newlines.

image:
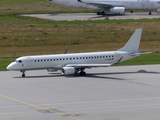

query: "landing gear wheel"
xmin=97 ymin=12 xmax=101 ymax=15
xmin=101 ymin=11 xmax=105 ymax=15
xmin=149 ymin=11 xmax=152 ymax=15
xmin=22 ymin=73 xmax=25 ymax=77
xmin=130 ymin=10 xmax=133 ymax=13
xmin=21 ymin=71 xmax=26 ymax=77
xmin=80 ymin=71 xmax=86 ymax=76
xmin=97 ymin=11 xmax=105 ymax=15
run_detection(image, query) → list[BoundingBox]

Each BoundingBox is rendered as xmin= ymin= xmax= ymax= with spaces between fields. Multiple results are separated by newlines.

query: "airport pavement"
xmin=0 ymin=64 xmax=160 ymax=120
xmin=22 ymin=12 xmax=160 ymax=21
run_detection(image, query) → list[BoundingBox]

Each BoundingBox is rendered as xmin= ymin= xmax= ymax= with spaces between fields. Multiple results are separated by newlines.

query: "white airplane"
xmin=48 ymin=0 xmax=160 ymax=15
xmin=7 ymin=28 xmax=150 ymax=77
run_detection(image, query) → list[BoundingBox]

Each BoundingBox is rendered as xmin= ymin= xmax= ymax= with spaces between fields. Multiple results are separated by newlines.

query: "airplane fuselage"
xmin=7 ymin=51 xmax=132 ymax=71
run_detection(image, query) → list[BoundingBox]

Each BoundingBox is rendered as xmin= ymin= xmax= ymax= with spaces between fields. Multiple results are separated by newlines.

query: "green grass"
xmin=0 ymin=0 xmax=48 ymax=5
xmin=117 ymin=52 xmax=160 ymax=66
xmin=0 ymin=58 xmax=15 ymax=71
xmin=0 ymin=0 xmax=159 ymax=71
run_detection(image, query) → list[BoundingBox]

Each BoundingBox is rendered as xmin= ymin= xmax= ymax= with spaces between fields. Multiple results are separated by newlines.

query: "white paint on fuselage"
xmin=7 ymin=51 xmax=133 ymax=71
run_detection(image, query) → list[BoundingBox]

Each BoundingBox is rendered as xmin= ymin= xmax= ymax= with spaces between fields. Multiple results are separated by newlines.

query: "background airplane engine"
xmin=156 ymin=8 xmax=160 ymax=13
xmin=62 ymin=67 xmax=76 ymax=75
xmin=109 ymin=7 xmax=125 ymax=14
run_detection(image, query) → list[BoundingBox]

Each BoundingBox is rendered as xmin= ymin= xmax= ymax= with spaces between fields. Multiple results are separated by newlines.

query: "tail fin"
xmin=118 ymin=28 xmax=142 ymax=52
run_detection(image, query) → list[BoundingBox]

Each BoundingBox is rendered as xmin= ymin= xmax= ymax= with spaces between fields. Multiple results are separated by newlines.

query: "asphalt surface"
xmin=22 ymin=12 xmax=160 ymax=21
xmin=1 ymin=64 xmax=160 ymax=120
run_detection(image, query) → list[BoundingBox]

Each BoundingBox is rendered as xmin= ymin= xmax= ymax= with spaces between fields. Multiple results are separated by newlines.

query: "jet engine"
xmin=62 ymin=67 xmax=76 ymax=75
xmin=156 ymin=8 xmax=160 ymax=13
xmin=109 ymin=7 xmax=125 ymax=14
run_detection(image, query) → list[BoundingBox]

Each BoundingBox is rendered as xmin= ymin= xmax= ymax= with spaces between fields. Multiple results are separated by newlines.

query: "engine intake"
xmin=109 ymin=7 xmax=125 ymax=14
xmin=62 ymin=67 xmax=76 ymax=75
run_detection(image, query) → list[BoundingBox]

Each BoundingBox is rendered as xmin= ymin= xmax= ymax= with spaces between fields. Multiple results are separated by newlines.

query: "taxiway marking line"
xmin=0 ymin=95 xmax=81 ymax=120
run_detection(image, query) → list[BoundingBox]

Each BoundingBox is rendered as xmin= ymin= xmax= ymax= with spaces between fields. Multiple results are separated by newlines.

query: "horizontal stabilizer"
xmin=130 ymin=51 xmax=153 ymax=56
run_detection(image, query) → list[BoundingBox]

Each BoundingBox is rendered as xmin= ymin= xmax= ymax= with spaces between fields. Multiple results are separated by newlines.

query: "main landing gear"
xmin=21 ymin=71 xmax=25 ymax=77
xmin=97 ymin=11 xmax=105 ymax=15
xmin=80 ymin=71 xmax=86 ymax=76
xmin=77 ymin=68 xmax=86 ymax=76
xmin=149 ymin=11 xmax=152 ymax=15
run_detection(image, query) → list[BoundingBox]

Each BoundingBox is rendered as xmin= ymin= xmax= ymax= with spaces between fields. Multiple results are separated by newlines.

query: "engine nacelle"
xmin=109 ymin=7 xmax=125 ymax=14
xmin=62 ymin=67 xmax=76 ymax=75
xmin=156 ymin=8 xmax=160 ymax=13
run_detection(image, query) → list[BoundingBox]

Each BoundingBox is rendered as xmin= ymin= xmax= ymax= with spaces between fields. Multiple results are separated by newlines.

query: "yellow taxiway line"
xmin=0 ymin=95 xmax=81 ymax=120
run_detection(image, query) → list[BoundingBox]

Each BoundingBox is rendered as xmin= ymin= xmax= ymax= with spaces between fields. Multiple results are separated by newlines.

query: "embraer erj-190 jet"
xmin=7 ymin=29 xmax=150 ymax=77
xmin=48 ymin=0 xmax=160 ymax=15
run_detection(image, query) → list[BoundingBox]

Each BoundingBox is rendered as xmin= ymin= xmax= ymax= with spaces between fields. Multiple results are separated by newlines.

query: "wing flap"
xmin=78 ymin=0 xmax=113 ymax=7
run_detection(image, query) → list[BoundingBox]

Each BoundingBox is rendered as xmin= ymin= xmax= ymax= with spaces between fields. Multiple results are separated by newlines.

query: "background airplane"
xmin=7 ymin=28 xmax=151 ymax=77
xmin=48 ymin=0 xmax=160 ymax=15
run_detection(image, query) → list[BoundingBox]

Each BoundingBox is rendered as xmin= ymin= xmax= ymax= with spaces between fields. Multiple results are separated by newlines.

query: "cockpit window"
xmin=18 ymin=60 xmax=22 ymax=63
xmin=15 ymin=60 xmax=22 ymax=63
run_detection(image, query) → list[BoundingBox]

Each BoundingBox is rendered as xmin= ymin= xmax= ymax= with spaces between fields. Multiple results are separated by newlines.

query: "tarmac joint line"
xmin=0 ymin=95 xmax=81 ymax=120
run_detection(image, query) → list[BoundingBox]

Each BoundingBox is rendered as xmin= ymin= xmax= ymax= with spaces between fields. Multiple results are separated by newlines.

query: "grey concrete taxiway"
xmin=22 ymin=12 xmax=160 ymax=21
xmin=1 ymin=64 xmax=160 ymax=120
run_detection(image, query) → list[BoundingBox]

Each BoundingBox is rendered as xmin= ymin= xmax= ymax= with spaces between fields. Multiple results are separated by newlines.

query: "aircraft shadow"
xmin=13 ymin=70 xmax=159 ymax=80
xmin=85 ymin=70 xmax=160 ymax=80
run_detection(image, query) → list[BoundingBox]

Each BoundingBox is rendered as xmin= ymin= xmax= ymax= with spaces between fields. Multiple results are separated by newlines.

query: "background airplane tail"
xmin=117 ymin=28 xmax=142 ymax=52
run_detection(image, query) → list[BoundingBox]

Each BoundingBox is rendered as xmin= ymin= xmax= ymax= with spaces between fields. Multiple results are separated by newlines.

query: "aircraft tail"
xmin=118 ymin=28 xmax=142 ymax=52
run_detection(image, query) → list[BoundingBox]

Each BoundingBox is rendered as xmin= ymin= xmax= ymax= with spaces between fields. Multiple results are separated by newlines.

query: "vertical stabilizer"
xmin=118 ymin=28 xmax=142 ymax=52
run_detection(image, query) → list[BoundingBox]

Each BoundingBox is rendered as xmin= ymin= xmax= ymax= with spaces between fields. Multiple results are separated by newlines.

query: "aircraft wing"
xmin=65 ymin=64 xmax=112 ymax=68
xmin=78 ymin=0 xmax=116 ymax=8
xmin=64 ymin=57 xmax=123 ymax=68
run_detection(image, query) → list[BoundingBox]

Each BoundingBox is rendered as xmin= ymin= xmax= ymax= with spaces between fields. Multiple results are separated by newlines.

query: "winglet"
xmin=64 ymin=49 xmax=68 ymax=54
xmin=77 ymin=0 xmax=82 ymax=2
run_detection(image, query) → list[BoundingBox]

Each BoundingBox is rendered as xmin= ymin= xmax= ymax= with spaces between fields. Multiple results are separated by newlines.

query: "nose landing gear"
xmin=21 ymin=71 xmax=25 ymax=77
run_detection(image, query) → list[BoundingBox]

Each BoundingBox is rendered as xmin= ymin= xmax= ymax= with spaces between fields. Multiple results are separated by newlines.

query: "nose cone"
xmin=6 ymin=63 xmax=14 ymax=71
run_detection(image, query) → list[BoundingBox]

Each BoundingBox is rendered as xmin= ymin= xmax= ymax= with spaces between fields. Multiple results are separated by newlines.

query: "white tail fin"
xmin=118 ymin=28 xmax=142 ymax=52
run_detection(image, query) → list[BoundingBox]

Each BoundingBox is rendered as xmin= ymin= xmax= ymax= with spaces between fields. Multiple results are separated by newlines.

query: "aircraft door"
xmin=27 ymin=57 xmax=32 ymax=67
xmin=115 ymin=52 xmax=120 ymax=61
